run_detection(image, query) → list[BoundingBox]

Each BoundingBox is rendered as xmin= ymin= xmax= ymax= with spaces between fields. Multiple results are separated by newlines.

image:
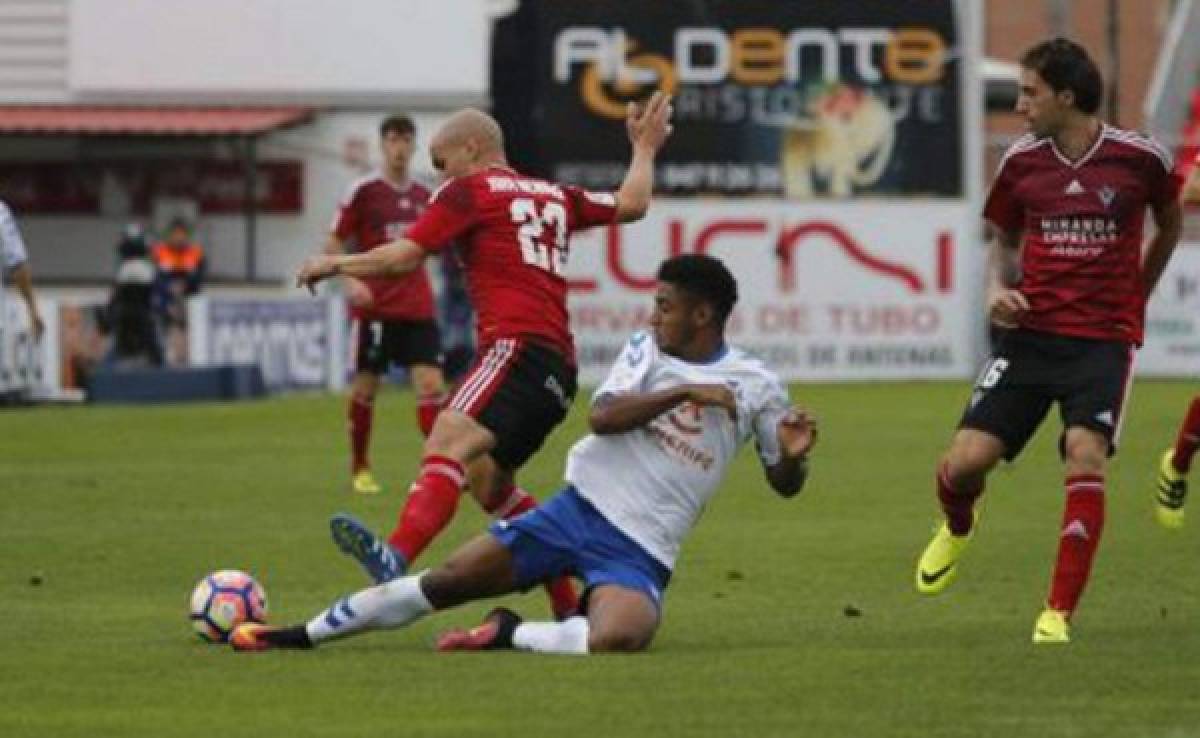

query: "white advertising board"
xmin=70 ymin=0 xmax=489 ymax=103
xmin=1141 ymin=241 xmax=1200 ymax=377
xmin=564 ymin=201 xmax=981 ymax=384
xmin=188 ymin=295 xmax=346 ymax=391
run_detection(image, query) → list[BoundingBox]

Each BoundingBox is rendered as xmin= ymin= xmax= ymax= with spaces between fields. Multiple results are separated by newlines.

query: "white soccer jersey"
xmin=0 ymin=200 xmax=29 ymax=310
xmin=567 ymin=331 xmax=792 ymax=569
xmin=0 ymin=200 xmax=29 ymax=273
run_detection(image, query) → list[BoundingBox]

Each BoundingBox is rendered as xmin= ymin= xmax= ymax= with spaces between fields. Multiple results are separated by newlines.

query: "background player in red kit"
xmin=1154 ymin=151 xmax=1200 ymax=527
xmin=914 ymin=39 xmax=1184 ymax=643
xmin=297 ymin=92 xmax=674 ymax=618
xmin=325 ymin=114 xmax=448 ymax=495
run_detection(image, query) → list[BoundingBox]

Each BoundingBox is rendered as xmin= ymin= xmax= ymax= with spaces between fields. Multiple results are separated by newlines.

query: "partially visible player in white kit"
xmin=231 ymin=254 xmax=817 ymax=654
xmin=0 ymin=198 xmax=45 ymax=341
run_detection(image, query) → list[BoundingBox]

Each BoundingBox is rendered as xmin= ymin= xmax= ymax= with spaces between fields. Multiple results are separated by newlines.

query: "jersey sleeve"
xmin=982 ymin=158 xmax=1024 ymax=234
xmin=592 ymin=331 xmax=655 ymax=402
xmin=1143 ymin=137 xmax=1183 ymax=210
xmin=750 ymin=375 xmax=791 ymax=467
xmin=0 ymin=201 xmax=29 ymax=269
xmin=563 ymin=184 xmax=619 ymax=230
xmin=330 ymin=181 xmax=360 ymax=241
xmin=405 ymin=177 xmax=479 ymax=252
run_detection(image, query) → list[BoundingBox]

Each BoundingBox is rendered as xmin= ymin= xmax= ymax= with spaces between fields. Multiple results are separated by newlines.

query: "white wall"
xmin=69 ymin=0 xmax=490 ymax=105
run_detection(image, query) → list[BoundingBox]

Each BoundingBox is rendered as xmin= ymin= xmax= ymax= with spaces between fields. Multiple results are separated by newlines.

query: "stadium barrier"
xmin=88 ymin=364 xmax=266 ymax=404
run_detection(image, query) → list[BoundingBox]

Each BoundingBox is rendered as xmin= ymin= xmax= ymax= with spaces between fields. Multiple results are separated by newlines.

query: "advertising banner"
xmin=565 ymin=200 xmax=978 ymax=384
xmin=1141 ymin=242 xmax=1200 ymax=376
xmin=0 ymin=160 xmax=304 ymax=215
xmin=188 ymin=296 xmax=346 ymax=391
xmin=509 ymin=0 xmax=961 ymax=197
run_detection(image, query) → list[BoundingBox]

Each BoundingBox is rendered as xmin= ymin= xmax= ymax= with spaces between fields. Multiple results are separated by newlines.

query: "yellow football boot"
xmin=1155 ymin=449 xmax=1187 ymax=529
xmin=915 ymin=518 xmax=975 ymax=595
xmin=352 ymin=469 xmax=382 ymax=495
xmin=1032 ymin=608 xmax=1070 ymax=644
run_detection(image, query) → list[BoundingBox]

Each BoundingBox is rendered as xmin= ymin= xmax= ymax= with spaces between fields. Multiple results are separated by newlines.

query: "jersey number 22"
xmin=510 ymin=198 xmax=567 ymax=275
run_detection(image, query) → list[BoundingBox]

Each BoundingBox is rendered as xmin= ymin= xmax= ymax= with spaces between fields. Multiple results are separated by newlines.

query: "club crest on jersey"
xmin=1097 ymin=186 xmax=1116 ymax=209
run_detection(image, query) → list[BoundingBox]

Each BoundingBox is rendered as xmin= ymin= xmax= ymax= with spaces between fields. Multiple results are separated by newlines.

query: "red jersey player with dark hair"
xmin=1155 ymin=151 xmax=1200 ymax=527
xmin=297 ymin=92 xmax=674 ymax=619
xmin=914 ymin=38 xmax=1184 ymax=644
xmin=326 ymin=113 xmax=447 ymax=496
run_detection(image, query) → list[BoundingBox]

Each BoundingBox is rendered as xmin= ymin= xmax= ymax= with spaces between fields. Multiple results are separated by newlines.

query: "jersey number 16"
xmin=510 ymin=198 xmax=567 ymax=275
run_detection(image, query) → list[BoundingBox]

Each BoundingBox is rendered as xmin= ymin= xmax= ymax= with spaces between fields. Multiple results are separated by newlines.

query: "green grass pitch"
xmin=2 ymin=381 xmax=1198 ymax=737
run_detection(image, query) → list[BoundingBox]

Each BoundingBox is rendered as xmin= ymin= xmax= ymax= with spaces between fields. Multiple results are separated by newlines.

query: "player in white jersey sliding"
xmin=230 ymin=254 xmax=817 ymax=654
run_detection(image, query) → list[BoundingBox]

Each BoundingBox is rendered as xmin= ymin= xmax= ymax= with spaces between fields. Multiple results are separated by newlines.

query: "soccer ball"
xmin=189 ymin=569 xmax=268 ymax=643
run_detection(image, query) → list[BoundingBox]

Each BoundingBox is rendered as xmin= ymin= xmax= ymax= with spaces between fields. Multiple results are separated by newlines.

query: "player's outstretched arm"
xmin=296 ymin=238 xmax=426 ymax=292
xmin=589 ymin=383 xmax=735 ymax=436
xmin=1141 ymin=196 xmax=1184 ymax=297
xmin=765 ymin=407 xmax=817 ymax=498
xmin=614 ymin=90 xmax=674 ymax=223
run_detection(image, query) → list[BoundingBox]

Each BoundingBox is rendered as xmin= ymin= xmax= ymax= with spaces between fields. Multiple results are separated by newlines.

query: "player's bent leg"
xmin=916 ymin=430 xmax=1005 ymax=594
xmin=423 ymin=408 xmax=496 ymax=462
xmin=465 ymin=463 xmax=580 ymax=620
xmin=1158 ymin=396 xmax=1200 ymax=528
xmin=234 ymin=534 xmax=519 ymax=653
xmin=382 ymin=410 xmax=497 ymax=566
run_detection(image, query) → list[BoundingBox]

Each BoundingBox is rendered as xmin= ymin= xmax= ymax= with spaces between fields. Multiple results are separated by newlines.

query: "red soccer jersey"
xmin=332 ymin=174 xmax=434 ymax=321
xmin=984 ymin=125 xmax=1184 ymax=344
xmin=406 ymin=165 xmax=619 ymax=360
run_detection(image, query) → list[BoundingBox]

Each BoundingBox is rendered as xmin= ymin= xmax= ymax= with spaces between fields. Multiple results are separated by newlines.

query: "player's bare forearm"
xmin=614 ymin=146 xmax=656 ymax=223
xmin=1141 ymin=199 xmax=1183 ymax=296
xmin=766 ymin=456 xmax=809 ymax=498
xmin=339 ymin=239 xmax=425 ymax=278
xmin=614 ymin=91 xmax=673 ymax=223
xmin=986 ymin=226 xmax=1021 ymax=290
xmin=589 ymin=387 xmax=693 ymax=435
xmin=590 ymin=383 xmax=733 ymax=435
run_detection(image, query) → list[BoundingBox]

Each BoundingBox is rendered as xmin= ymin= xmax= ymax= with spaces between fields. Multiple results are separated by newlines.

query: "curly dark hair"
xmin=657 ymin=254 xmax=738 ymax=325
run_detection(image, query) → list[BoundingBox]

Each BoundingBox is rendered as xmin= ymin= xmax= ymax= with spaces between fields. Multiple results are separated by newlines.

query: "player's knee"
xmin=587 ymin=627 xmax=652 ymax=653
xmin=1062 ymin=431 xmax=1107 ymax=472
xmin=944 ymin=437 xmax=1001 ymax=482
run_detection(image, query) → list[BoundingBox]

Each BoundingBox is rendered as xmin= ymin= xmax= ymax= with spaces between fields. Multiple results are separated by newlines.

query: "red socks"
xmin=416 ymin=392 xmax=446 ymax=437
xmin=1047 ymin=474 xmax=1105 ymax=614
xmin=388 ymin=455 xmax=466 ymax=563
xmin=1172 ymin=396 xmax=1200 ymax=474
xmin=936 ymin=461 xmax=984 ymax=536
xmin=348 ymin=395 xmax=374 ymax=473
xmin=485 ymin=485 xmax=580 ymax=620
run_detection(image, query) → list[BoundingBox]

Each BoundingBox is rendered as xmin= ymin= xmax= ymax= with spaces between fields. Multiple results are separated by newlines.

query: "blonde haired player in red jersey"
xmin=297 ymin=93 xmax=674 ymax=621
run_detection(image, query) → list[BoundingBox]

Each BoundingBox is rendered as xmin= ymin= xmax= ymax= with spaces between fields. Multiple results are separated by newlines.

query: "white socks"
xmin=305 ymin=575 xmax=433 ymax=643
xmin=512 ymin=616 xmax=590 ymax=655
